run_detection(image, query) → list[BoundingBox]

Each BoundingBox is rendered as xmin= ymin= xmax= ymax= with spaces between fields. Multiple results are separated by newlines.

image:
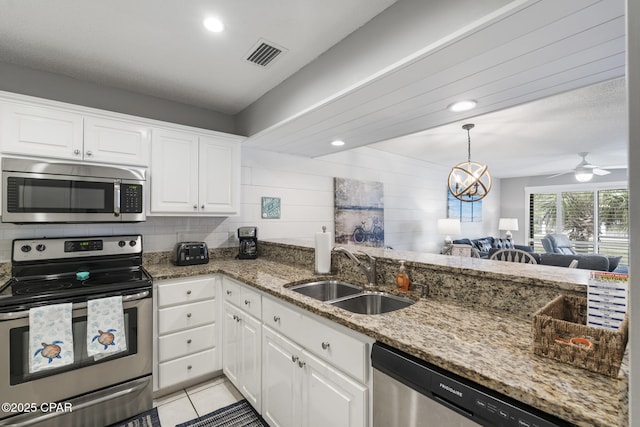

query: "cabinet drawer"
xmin=158 ymin=348 xmax=218 ymax=389
xmin=157 ymin=277 xmax=217 ymax=308
xmin=158 ymin=323 xmax=217 ymax=362
xmin=299 ymin=315 xmax=369 ymax=384
xmin=239 ymin=287 xmax=262 ymax=319
xmin=222 ymin=277 xmax=241 ymax=306
xmin=262 ymin=297 xmax=303 ymax=342
xmin=158 ymin=300 xmax=216 ymax=334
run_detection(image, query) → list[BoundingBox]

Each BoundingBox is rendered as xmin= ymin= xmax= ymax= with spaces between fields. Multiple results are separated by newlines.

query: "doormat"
xmin=176 ymin=399 xmax=268 ymax=427
xmin=107 ymin=407 xmax=160 ymax=427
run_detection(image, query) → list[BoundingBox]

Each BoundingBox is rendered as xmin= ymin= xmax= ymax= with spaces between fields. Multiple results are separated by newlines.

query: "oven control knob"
xmin=118 ymin=240 xmax=126 ymax=247
xmin=36 ymin=244 xmax=46 ymax=252
xmin=129 ymin=240 xmax=137 ymax=247
xmin=21 ymin=244 xmax=32 ymax=253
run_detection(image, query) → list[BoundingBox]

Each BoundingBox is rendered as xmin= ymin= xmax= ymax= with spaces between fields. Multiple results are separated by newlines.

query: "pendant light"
xmin=447 ymin=123 xmax=492 ymax=202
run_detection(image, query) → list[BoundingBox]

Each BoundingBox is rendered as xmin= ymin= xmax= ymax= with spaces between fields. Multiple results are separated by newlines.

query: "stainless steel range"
xmin=0 ymin=235 xmax=153 ymax=427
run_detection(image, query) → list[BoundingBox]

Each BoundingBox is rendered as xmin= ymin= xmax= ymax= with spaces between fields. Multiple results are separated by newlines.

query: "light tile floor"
xmin=153 ymin=376 xmax=244 ymax=426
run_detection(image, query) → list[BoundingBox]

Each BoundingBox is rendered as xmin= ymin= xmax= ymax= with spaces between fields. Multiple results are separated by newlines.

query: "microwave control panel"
xmin=121 ymin=184 xmax=143 ymax=213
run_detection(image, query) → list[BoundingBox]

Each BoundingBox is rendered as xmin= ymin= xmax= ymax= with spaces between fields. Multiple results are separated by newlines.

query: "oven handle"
xmin=0 ymin=290 xmax=150 ymax=321
xmin=3 ymin=376 xmax=150 ymax=427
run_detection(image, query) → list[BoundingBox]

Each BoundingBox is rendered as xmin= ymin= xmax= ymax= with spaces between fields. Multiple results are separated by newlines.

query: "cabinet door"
xmin=150 ymin=129 xmax=199 ymax=213
xmin=301 ymin=350 xmax=367 ymax=427
xmin=0 ymin=102 xmax=83 ymax=159
xmin=222 ymin=302 xmax=241 ymax=386
xmin=84 ymin=116 xmax=151 ymax=166
xmin=198 ymin=136 xmax=240 ymax=215
xmin=262 ymin=326 xmax=303 ymax=427
xmin=240 ymin=313 xmax=262 ymax=411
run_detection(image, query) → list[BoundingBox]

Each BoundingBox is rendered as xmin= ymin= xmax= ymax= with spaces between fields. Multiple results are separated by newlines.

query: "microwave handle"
xmin=114 ymin=181 xmax=121 ymax=217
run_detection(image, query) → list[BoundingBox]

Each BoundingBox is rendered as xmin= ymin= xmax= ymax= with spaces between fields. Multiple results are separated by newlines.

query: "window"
xmin=527 ymin=185 xmax=629 ymax=266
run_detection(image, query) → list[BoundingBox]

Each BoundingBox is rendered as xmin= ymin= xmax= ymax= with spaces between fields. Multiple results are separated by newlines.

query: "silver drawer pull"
xmin=73 ymin=149 xmax=81 ymax=155
xmin=298 ymin=360 xmax=306 ymax=368
xmin=321 ymin=342 xmax=330 ymax=350
xmin=244 ymin=299 xmax=250 ymax=305
xmin=291 ymin=355 xmax=299 ymax=363
xmin=187 ymin=339 xmax=192 ymax=344
xmin=226 ymin=290 xmax=232 ymax=295
xmin=187 ymin=365 xmax=192 ymax=370
xmin=187 ymin=313 xmax=192 ymax=318
xmin=186 ymin=290 xmax=192 ymax=295
xmin=273 ymin=315 xmax=280 ymax=322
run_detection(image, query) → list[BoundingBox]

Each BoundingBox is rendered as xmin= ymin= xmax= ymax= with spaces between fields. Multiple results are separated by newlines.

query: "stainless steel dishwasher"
xmin=371 ymin=342 xmax=569 ymax=427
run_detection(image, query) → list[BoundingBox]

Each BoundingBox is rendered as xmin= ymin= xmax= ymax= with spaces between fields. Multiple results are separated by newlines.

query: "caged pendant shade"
xmin=447 ymin=124 xmax=492 ymax=202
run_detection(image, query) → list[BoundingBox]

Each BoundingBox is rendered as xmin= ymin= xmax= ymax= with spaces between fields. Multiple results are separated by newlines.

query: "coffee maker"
xmin=238 ymin=226 xmax=258 ymax=259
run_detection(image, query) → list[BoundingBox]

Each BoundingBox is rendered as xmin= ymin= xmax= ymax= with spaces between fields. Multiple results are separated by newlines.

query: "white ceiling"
xmin=370 ymin=78 xmax=628 ymax=178
xmin=0 ymin=0 xmax=629 ymax=179
xmin=0 ymin=0 xmax=396 ymax=114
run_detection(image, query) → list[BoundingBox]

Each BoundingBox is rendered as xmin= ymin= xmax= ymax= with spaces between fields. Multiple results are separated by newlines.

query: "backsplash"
xmin=0 ymin=216 xmax=243 ymax=262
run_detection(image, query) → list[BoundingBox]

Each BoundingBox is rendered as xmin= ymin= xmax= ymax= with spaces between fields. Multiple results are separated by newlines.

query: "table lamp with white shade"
xmin=498 ymin=218 xmax=519 ymax=240
xmin=437 ymin=218 xmax=461 ymax=253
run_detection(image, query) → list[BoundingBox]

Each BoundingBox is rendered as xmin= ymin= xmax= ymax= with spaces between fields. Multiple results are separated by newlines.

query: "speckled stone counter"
xmin=144 ymin=248 xmax=626 ymax=427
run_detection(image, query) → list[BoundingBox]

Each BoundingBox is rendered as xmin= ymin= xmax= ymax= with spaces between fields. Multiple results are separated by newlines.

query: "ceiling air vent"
xmin=245 ymin=39 xmax=287 ymax=67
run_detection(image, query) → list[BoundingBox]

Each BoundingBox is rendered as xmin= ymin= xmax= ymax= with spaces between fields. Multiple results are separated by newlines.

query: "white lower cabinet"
xmin=154 ymin=276 xmax=221 ymax=392
xmin=262 ymin=326 xmax=303 ymax=427
xmin=262 ymin=297 xmax=371 ymax=427
xmin=222 ymin=277 xmax=262 ymax=410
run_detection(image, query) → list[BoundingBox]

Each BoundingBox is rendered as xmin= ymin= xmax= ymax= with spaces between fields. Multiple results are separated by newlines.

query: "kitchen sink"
xmin=328 ymin=291 xmax=414 ymax=315
xmin=289 ymin=280 xmax=362 ymax=301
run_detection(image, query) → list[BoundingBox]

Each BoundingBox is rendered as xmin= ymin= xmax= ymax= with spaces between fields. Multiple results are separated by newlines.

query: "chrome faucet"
xmin=332 ymin=247 xmax=376 ymax=287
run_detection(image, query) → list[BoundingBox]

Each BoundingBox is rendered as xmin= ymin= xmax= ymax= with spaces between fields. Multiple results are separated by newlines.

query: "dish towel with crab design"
xmin=87 ymin=296 xmax=127 ymax=357
xmin=29 ymin=303 xmax=74 ymax=373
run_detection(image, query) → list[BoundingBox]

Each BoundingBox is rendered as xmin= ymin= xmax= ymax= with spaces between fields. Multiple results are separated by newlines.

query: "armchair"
xmin=541 ymin=234 xmax=578 ymax=255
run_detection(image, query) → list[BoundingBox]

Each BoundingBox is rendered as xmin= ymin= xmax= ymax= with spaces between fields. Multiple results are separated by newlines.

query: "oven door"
xmin=0 ymin=291 xmax=152 ymax=424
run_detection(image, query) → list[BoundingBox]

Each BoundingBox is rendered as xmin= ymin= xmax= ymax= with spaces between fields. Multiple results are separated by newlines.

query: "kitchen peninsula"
xmin=145 ymin=239 xmax=628 ymax=427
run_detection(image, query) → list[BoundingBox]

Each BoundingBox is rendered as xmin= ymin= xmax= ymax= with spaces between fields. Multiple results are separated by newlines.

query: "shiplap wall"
xmin=0 ymin=146 xmax=500 ymax=260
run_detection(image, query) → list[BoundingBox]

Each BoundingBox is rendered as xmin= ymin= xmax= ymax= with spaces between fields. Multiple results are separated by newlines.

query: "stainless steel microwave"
xmin=1 ymin=158 xmax=146 ymax=223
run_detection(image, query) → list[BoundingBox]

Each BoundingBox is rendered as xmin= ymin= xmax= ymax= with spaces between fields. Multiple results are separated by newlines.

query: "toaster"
xmin=172 ymin=242 xmax=209 ymax=266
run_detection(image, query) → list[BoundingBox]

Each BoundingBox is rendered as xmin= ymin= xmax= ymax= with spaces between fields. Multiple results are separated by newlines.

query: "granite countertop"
xmin=146 ymin=257 xmax=624 ymax=427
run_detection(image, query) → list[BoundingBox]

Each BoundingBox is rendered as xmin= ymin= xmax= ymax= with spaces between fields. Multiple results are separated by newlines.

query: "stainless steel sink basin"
xmin=328 ymin=291 xmax=414 ymax=315
xmin=289 ymin=280 xmax=362 ymax=301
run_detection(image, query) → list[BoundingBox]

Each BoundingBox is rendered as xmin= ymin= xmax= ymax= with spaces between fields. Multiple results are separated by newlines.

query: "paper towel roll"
xmin=315 ymin=228 xmax=332 ymax=274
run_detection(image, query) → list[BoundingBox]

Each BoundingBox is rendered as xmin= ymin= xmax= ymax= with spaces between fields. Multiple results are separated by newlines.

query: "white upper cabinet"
xmin=0 ymin=101 xmax=151 ymax=166
xmin=0 ymin=102 xmax=83 ymax=160
xmin=83 ymin=116 xmax=151 ymax=166
xmin=150 ymin=129 xmax=200 ymax=214
xmin=150 ymin=129 xmax=241 ymax=216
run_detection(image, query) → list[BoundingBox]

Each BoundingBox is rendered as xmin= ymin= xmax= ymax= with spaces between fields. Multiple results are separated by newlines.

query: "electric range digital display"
xmin=64 ymin=239 xmax=104 ymax=252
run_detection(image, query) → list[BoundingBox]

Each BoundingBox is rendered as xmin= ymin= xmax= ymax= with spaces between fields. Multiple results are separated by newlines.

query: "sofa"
xmin=452 ymin=237 xmax=531 ymax=258
xmin=541 ymin=233 xmax=621 ymax=272
xmin=453 ymin=235 xmax=617 ymax=271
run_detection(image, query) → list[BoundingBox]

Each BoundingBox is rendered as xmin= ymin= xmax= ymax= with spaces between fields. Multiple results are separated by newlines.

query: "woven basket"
xmin=532 ymin=295 xmax=628 ymax=378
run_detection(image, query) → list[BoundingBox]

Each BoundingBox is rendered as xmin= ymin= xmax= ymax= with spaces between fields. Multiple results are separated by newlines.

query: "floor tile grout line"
xmin=184 ymin=388 xmax=201 ymax=417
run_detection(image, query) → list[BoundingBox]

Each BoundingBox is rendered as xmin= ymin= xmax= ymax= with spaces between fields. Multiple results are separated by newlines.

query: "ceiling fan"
xmin=548 ymin=152 xmax=617 ymax=182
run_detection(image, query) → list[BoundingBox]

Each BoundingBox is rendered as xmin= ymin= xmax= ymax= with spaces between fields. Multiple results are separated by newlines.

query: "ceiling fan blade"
xmin=548 ymin=171 xmax=571 ymax=179
xmin=593 ymin=168 xmax=611 ymax=176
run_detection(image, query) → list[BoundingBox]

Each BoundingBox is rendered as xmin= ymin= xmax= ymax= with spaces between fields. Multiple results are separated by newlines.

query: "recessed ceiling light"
xmin=448 ymin=100 xmax=477 ymax=112
xmin=203 ymin=17 xmax=224 ymax=33
xmin=331 ymin=140 xmax=345 ymax=146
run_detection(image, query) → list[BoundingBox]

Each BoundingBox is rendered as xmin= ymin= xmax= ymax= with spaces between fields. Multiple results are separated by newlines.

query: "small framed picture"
xmin=261 ymin=197 xmax=281 ymax=219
